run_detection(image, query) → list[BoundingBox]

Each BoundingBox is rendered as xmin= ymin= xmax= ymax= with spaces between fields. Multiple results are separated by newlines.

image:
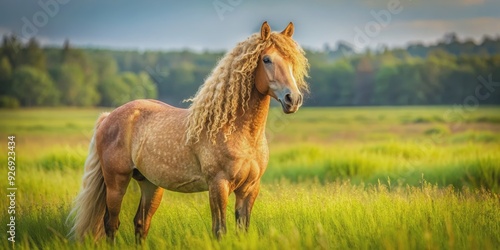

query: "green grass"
xmin=0 ymin=108 xmax=109 ymax=134
xmin=265 ymin=143 xmax=500 ymax=191
xmin=0 ymin=106 xmax=499 ymax=249
xmin=1 ymin=169 xmax=499 ymax=249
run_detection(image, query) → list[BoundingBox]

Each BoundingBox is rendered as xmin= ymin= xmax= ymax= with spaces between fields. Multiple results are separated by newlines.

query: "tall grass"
xmin=1 ymin=106 xmax=499 ymax=249
xmin=265 ymin=143 xmax=500 ymax=191
xmin=1 ymin=167 xmax=499 ymax=249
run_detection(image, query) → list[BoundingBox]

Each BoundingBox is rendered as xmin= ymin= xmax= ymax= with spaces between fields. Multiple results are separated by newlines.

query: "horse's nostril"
xmin=285 ymin=94 xmax=292 ymax=104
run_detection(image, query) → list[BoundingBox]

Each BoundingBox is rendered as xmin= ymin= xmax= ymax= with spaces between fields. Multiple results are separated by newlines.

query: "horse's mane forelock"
xmin=185 ymin=32 xmax=309 ymax=144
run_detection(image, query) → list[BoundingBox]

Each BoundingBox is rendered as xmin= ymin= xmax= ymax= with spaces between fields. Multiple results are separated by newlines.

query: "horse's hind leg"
xmin=133 ymin=170 xmax=164 ymax=243
xmin=102 ymin=164 xmax=133 ymax=243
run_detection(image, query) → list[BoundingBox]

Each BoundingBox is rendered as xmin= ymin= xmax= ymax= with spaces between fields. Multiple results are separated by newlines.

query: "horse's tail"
xmin=67 ymin=112 xmax=110 ymax=241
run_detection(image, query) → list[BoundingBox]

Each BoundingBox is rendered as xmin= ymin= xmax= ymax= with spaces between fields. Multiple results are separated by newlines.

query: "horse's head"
xmin=255 ymin=21 xmax=304 ymax=114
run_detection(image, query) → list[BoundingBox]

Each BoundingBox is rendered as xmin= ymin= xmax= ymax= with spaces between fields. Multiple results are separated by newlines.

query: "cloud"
xmin=0 ymin=26 xmax=12 ymax=36
xmin=430 ymin=0 xmax=486 ymax=6
xmin=401 ymin=17 xmax=500 ymax=34
xmin=458 ymin=0 xmax=486 ymax=6
xmin=382 ymin=17 xmax=500 ymax=46
xmin=360 ymin=0 xmax=487 ymax=8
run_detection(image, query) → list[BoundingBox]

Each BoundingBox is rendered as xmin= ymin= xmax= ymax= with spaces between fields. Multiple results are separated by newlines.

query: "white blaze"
xmin=289 ymin=65 xmax=300 ymax=92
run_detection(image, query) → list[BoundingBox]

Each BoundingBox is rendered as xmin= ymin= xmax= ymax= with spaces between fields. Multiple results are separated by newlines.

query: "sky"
xmin=0 ymin=0 xmax=499 ymax=51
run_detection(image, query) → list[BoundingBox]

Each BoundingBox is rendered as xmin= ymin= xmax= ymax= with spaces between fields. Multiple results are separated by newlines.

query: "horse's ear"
xmin=261 ymin=21 xmax=271 ymax=40
xmin=281 ymin=22 xmax=294 ymax=37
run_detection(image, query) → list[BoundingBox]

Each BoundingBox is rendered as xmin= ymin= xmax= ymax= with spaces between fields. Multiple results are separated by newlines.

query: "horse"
xmin=68 ymin=21 xmax=309 ymax=242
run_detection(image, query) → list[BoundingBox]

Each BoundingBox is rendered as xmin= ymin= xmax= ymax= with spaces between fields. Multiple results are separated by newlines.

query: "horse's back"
xmin=96 ymin=99 xmax=206 ymax=192
xmin=97 ymin=99 xmax=182 ymax=147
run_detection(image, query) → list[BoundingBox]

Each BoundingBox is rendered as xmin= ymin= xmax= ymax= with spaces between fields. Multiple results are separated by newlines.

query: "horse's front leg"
xmin=234 ymin=181 xmax=260 ymax=231
xmin=208 ymin=178 xmax=230 ymax=239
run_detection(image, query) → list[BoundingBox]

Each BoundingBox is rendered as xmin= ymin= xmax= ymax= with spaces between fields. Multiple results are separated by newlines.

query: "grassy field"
xmin=1 ymin=106 xmax=499 ymax=249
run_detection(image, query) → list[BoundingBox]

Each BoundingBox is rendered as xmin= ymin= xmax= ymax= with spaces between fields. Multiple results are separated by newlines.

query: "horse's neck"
xmin=235 ymin=87 xmax=270 ymax=141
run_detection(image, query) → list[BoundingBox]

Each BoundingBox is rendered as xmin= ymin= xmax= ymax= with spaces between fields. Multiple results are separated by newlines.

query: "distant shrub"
xmin=450 ymin=131 xmax=500 ymax=143
xmin=474 ymin=116 xmax=500 ymax=124
xmin=431 ymin=115 xmax=445 ymax=122
xmin=412 ymin=117 xmax=432 ymax=123
xmin=0 ymin=95 xmax=20 ymax=108
xmin=424 ymin=126 xmax=450 ymax=135
xmin=401 ymin=116 xmax=438 ymax=124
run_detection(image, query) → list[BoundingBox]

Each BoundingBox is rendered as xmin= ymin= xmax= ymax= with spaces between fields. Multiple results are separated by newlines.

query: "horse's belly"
xmin=162 ymin=175 xmax=208 ymax=193
xmin=138 ymin=162 xmax=208 ymax=193
xmin=157 ymin=167 xmax=208 ymax=193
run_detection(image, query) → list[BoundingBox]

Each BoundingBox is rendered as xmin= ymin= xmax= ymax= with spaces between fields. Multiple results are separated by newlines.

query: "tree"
xmin=137 ymin=71 xmax=158 ymax=99
xmin=53 ymin=63 xmax=100 ymax=106
xmin=52 ymin=43 xmax=100 ymax=106
xmin=98 ymin=75 xmax=130 ymax=107
xmin=62 ymin=39 xmax=70 ymax=63
xmin=309 ymin=60 xmax=355 ymax=106
xmin=308 ymin=63 xmax=335 ymax=106
xmin=1 ymin=35 xmax=22 ymax=69
xmin=0 ymin=56 xmax=13 ymax=94
xmin=121 ymin=72 xmax=145 ymax=100
xmin=420 ymin=51 xmax=456 ymax=104
xmin=353 ymin=56 xmax=375 ymax=105
xmin=21 ymin=37 xmax=46 ymax=71
xmin=11 ymin=66 xmax=59 ymax=106
xmin=374 ymin=62 xmax=399 ymax=105
xmin=331 ymin=60 xmax=355 ymax=105
xmin=0 ymin=56 xmax=19 ymax=108
xmin=121 ymin=71 xmax=157 ymax=100
xmin=160 ymin=63 xmax=196 ymax=104
xmin=98 ymin=71 xmax=157 ymax=107
xmin=92 ymin=53 xmax=118 ymax=82
xmin=53 ymin=63 xmax=83 ymax=105
xmin=0 ymin=96 xmax=20 ymax=108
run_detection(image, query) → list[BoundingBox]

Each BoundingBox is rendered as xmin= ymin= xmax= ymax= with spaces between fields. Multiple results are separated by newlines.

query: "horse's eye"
xmin=263 ymin=56 xmax=272 ymax=64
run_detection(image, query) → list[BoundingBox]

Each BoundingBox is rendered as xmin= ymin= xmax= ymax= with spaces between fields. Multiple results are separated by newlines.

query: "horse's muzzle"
xmin=279 ymin=92 xmax=303 ymax=114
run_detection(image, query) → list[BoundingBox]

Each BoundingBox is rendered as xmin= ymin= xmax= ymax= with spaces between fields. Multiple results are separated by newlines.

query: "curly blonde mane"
xmin=185 ymin=31 xmax=309 ymax=143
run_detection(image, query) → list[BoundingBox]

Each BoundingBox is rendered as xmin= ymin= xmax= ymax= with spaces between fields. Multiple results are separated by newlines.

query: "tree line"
xmin=0 ymin=37 xmax=157 ymax=108
xmin=1 ymin=33 xmax=499 ymax=108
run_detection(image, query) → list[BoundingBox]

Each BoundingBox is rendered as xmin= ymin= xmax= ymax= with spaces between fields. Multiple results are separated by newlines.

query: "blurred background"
xmin=0 ymin=0 xmax=499 ymax=108
xmin=1 ymin=2 xmax=500 ymax=248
